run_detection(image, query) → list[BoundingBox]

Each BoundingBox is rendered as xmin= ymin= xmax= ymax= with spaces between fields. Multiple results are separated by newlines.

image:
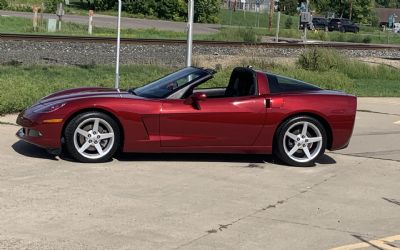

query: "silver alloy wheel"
xmin=282 ymin=121 xmax=323 ymax=163
xmin=73 ymin=118 xmax=115 ymax=160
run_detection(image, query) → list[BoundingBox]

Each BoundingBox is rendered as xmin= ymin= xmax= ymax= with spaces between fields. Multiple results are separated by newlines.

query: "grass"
xmin=219 ymin=8 xmax=299 ymax=29
xmin=1 ymin=48 xmax=400 ymax=115
xmin=2 ymin=13 xmax=400 ymax=44
xmin=0 ymin=64 xmax=172 ymax=114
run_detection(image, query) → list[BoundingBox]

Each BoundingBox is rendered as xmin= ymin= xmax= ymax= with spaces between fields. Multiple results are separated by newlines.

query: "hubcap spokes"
xmin=283 ymin=121 xmax=323 ymax=163
xmin=73 ymin=118 xmax=115 ymax=159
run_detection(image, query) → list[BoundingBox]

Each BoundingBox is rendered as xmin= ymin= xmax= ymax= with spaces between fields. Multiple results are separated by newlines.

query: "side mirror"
xmin=184 ymin=92 xmax=207 ymax=109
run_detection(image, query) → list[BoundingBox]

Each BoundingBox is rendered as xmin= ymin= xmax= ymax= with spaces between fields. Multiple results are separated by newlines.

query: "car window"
xmin=133 ymin=68 xmax=205 ymax=98
xmin=266 ymin=74 xmax=321 ymax=93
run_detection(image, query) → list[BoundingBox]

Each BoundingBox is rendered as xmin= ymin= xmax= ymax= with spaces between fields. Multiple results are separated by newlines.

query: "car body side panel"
xmin=159 ymin=96 xmax=266 ymax=147
xmin=253 ymin=92 xmax=357 ymax=151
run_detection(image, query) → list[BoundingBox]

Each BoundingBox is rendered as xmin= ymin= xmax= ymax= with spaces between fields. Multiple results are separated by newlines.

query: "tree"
xmin=194 ymin=0 xmax=220 ymax=23
xmin=279 ymin=0 xmax=298 ymax=15
xmin=310 ymin=0 xmax=376 ymax=24
xmin=124 ymin=0 xmax=220 ymax=23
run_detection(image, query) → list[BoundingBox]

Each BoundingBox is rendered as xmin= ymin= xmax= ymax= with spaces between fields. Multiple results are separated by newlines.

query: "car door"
xmin=159 ymin=96 xmax=266 ymax=147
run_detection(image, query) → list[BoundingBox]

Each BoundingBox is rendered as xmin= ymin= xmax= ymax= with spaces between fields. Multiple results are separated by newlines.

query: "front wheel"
xmin=275 ymin=116 xmax=327 ymax=167
xmin=64 ymin=112 xmax=120 ymax=163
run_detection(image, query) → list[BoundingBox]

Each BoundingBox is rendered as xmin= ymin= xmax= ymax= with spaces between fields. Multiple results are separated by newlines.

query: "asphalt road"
xmin=0 ymin=10 xmax=221 ymax=34
xmin=0 ymin=97 xmax=399 ymax=250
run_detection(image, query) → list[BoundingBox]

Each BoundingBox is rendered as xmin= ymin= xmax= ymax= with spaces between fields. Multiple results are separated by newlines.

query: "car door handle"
xmin=265 ymin=98 xmax=284 ymax=108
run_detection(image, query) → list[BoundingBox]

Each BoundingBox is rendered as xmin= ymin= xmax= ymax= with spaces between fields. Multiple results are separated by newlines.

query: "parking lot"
xmin=0 ymin=97 xmax=399 ymax=250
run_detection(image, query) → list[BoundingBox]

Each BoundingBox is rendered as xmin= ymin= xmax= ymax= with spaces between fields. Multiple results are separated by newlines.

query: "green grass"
xmin=1 ymin=48 xmax=400 ymax=115
xmin=0 ymin=64 xmax=172 ymax=114
xmin=3 ymin=13 xmax=400 ymax=45
xmin=219 ymin=8 xmax=299 ymax=30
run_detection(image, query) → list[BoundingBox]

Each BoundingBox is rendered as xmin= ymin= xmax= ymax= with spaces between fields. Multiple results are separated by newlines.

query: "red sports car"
xmin=16 ymin=67 xmax=357 ymax=167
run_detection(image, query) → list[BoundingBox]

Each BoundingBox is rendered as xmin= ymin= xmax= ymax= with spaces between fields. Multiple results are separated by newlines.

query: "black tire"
xmin=274 ymin=116 xmax=327 ymax=167
xmin=64 ymin=112 xmax=120 ymax=163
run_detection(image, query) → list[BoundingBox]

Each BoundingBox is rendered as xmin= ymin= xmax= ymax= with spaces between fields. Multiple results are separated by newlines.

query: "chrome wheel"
xmin=73 ymin=118 xmax=115 ymax=160
xmin=282 ymin=121 xmax=323 ymax=163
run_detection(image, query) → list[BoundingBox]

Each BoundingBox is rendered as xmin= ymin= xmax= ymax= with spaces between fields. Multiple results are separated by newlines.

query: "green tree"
xmin=0 ymin=0 xmax=8 ymax=10
xmin=279 ymin=0 xmax=299 ymax=15
xmin=194 ymin=0 xmax=220 ymax=23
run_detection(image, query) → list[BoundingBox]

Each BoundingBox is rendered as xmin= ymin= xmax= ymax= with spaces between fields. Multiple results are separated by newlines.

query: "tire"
xmin=64 ymin=112 xmax=120 ymax=163
xmin=274 ymin=116 xmax=327 ymax=167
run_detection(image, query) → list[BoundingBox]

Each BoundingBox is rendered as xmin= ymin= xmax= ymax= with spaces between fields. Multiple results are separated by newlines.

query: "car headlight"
xmin=33 ymin=103 xmax=66 ymax=113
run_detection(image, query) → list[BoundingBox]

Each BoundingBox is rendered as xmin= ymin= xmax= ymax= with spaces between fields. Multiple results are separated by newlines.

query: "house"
xmin=376 ymin=8 xmax=400 ymax=26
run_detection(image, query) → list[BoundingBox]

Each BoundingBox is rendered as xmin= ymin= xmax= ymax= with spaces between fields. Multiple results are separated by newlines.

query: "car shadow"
xmin=12 ymin=141 xmax=59 ymax=161
xmin=11 ymin=141 xmax=336 ymax=167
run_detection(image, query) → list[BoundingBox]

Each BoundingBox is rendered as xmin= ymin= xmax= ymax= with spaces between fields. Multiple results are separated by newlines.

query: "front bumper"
xmin=16 ymin=111 xmax=63 ymax=149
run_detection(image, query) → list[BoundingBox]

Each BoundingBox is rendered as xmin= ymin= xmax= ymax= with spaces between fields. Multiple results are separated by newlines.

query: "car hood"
xmin=39 ymin=87 xmax=129 ymax=104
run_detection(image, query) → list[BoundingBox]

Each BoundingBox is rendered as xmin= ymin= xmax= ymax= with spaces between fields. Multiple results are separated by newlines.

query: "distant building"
xmin=225 ymin=0 xmax=270 ymax=12
xmin=376 ymin=8 xmax=400 ymax=26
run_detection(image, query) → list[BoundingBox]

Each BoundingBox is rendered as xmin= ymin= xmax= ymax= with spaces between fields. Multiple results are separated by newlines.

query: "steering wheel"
xmin=166 ymin=82 xmax=178 ymax=91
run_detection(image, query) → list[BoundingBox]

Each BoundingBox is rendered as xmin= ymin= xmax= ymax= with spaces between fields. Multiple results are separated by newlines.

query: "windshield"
xmin=133 ymin=67 xmax=206 ymax=98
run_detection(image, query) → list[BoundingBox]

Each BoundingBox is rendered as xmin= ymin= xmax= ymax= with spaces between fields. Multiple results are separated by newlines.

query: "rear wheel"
xmin=64 ymin=112 xmax=120 ymax=163
xmin=275 ymin=116 xmax=327 ymax=167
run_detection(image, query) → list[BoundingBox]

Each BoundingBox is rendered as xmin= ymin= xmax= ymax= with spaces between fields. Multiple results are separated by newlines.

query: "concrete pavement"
xmin=0 ymin=97 xmax=399 ymax=249
xmin=0 ymin=10 xmax=221 ymax=34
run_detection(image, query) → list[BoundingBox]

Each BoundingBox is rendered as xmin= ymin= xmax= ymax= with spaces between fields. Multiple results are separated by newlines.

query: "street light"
xmin=115 ymin=0 xmax=122 ymax=89
xmin=186 ymin=0 xmax=194 ymax=67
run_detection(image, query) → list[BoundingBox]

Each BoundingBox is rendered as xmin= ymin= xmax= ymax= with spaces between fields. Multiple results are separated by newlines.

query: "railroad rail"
xmin=1 ymin=33 xmax=400 ymax=50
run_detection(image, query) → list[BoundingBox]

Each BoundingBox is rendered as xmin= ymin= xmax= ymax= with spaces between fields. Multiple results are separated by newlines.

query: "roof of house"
xmin=376 ymin=8 xmax=400 ymax=23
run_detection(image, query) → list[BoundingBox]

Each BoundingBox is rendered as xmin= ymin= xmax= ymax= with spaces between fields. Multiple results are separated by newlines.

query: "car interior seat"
xmin=225 ymin=67 xmax=257 ymax=97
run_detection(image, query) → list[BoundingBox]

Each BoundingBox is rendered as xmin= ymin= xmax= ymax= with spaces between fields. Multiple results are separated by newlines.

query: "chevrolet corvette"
xmin=16 ymin=67 xmax=357 ymax=167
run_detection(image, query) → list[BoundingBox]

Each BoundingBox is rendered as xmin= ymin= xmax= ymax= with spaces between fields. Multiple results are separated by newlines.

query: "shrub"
xmin=0 ymin=0 xmax=8 ymax=10
xmin=194 ymin=0 xmax=220 ymax=23
xmin=297 ymin=48 xmax=344 ymax=72
xmin=238 ymin=27 xmax=260 ymax=43
xmin=124 ymin=0 xmax=156 ymax=16
xmin=44 ymin=0 xmax=59 ymax=13
xmin=124 ymin=0 xmax=219 ymax=23
xmin=92 ymin=0 xmax=116 ymax=11
xmin=284 ymin=16 xmax=293 ymax=29
xmin=362 ymin=36 xmax=372 ymax=43
xmin=156 ymin=0 xmax=186 ymax=21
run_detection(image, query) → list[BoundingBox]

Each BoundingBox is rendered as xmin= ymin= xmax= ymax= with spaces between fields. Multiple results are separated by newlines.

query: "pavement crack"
xmin=357 ymin=109 xmax=400 ymax=117
xmin=0 ymin=121 xmax=17 ymax=126
xmin=331 ymin=152 xmax=400 ymax=163
xmin=174 ymin=174 xmax=337 ymax=249
xmin=261 ymin=218 xmax=382 ymax=239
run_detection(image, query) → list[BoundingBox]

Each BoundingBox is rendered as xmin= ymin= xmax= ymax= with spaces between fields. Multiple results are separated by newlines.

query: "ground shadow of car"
xmin=12 ymin=140 xmax=58 ymax=161
xmin=12 ymin=140 xmax=336 ymax=167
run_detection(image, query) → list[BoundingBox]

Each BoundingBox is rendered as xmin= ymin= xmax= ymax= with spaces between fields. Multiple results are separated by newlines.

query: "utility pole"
xmin=275 ymin=10 xmax=281 ymax=42
xmin=115 ymin=0 xmax=122 ymax=89
xmin=349 ymin=0 xmax=353 ymax=20
xmin=186 ymin=0 xmax=194 ymax=67
xmin=269 ymin=0 xmax=274 ymax=31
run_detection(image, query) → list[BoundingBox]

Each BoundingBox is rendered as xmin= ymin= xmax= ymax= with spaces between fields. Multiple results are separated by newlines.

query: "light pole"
xmin=115 ymin=0 xmax=122 ymax=89
xmin=186 ymin=0 xmax=194 ymax=67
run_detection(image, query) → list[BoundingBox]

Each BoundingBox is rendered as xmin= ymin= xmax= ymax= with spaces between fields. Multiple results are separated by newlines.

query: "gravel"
xmin=1 ymin=40 xmax=400 ymax=67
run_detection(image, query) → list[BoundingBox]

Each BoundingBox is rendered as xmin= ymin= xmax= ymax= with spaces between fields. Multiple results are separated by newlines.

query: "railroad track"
xmin=1 ymin=33 xmax=400 ymax=50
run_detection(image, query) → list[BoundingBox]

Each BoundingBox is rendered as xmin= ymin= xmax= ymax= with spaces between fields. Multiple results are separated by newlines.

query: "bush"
xmin=156 ymin=0 xmax=186 ymax=21
xmin=362 ymin=36 xmax=372 ymax=43
xmin=237 ymin=27 xmax=260 ymax=43
xmin=92 ymin=0 xmax=116 ymax=11
xmin=124 ymin=0 xmax=156 ymax=16
xmin=298 ymin=48 xmax=344 ymax=72
xmin=124 ymin=0 xmax=219 ymax=23
xmin=44 ymin=0 xmax=59 ymax=13
xmin=284 ymin=17 xmax=293 ymax=29
xmin=194 ymin=0 xmax=220 ymax=23
xmin=0 ymin=0 xmax=8 ymax=10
